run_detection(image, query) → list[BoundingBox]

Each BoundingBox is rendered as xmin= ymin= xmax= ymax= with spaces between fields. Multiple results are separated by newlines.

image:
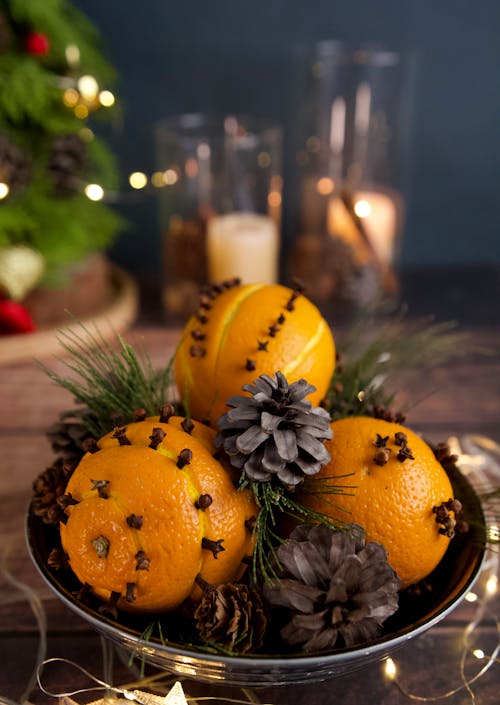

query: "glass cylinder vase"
xmin=288 ymin=42 xmax=417 ymax=318
xmin=155 ymin=114 xmax=283 ymax=319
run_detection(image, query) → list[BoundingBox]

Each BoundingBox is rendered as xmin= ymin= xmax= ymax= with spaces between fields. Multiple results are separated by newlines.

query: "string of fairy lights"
xmin=0 ymin=40 xmax=379 ymax=224
xmin=0 ymin=43 xmax=359 ymax=217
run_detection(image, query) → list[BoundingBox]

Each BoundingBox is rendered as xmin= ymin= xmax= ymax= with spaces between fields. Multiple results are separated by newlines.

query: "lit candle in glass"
xmin=327 ymin=190 xmax=400 ymax=266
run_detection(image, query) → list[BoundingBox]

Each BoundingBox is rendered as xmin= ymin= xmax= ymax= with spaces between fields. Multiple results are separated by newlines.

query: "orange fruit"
xmin=60 ymin=416 xmax=257 ymax=613
xmin=296 ymin=416 xmax=456 ymax=587
xmin=174 ymin=282 xmax=336 ymax=426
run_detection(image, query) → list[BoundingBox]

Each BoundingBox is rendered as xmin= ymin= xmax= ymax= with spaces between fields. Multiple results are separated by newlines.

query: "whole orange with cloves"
xmin=60 ymin=412 xmax=257 ymax=613
xmin=296 ymin=416 xmax=460 ymax=588
xmin=174 ymin=280 xmax=336 ymax=426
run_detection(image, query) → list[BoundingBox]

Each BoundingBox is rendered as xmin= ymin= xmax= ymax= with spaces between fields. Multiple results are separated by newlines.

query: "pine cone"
xmin=32 ymin=458 xmax=75 ymax=524
xmin=263 ymin=524 xmax=400 ymax=652
xmin=216 ymin=372 xmax=332 ymax=486
xmin=194 ymin=582 xmax=267 ymax=653
xmin=46 ymin=408 xmax=95 ymax=462
xmin=0 ymin=134 xmax=31 ymax=193
xmin=47 ymin=134 xmax=88 ymax=195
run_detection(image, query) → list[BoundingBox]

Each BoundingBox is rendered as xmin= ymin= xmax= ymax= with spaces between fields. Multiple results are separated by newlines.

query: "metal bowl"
xmin=26 ymin=464 xmax=486 ymax=687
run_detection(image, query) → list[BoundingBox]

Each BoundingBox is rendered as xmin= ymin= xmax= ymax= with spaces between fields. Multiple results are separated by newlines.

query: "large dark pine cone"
xmin=216 ymin=371 xmax=332 ymax=486
xmin=46 ymin=408 xmax=95 ymax=462
xmin=0 ymin=134 xmax=31 ymax=193
xmin=264 ymin=524 xmax=400 ymax=652
xmin=47 ymin=133 xmax=88 ymax=195
xmin=32 ymin=458 xmax=75 ymax=525
xmin=194 ymin=582 xmax=267 ymax=654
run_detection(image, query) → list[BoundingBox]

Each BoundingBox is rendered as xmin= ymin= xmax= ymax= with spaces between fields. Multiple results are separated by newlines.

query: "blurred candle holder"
xmin=155 ymin=114 xmax=282 ymax=319
xmin=289 ymin=41 xmax=416 ymax=318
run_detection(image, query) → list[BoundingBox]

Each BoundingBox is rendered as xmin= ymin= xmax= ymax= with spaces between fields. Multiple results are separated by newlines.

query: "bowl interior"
xmin=26 ymin=464 xmax=487 ymax=686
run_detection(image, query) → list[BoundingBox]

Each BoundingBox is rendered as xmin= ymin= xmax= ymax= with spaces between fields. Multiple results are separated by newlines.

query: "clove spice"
xmin=135 ymin=550 xmax=150 ymax=571
xmin=149 ymin=427 xmax=166 ymax=449
xmin=181 ymin=417 xmax=195 ymax=435
xmin=201 ymin=537 xmax=225 ymax=559
xmin=112 ymin=427 xmax=131 ymax=446
xmin=90 ymin=479 xmax=110 ymax=498
xmin=195 ymin=493 xmax=213 ymax=510
xmin=177 ymin=448 xmax=193 ymax=468
xmin=126 ymin=513 xmax=143 ymax=529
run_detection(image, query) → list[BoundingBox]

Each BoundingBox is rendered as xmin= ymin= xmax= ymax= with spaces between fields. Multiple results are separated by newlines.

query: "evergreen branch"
xmin=248 ymin=479 xmax=350 ymax=586
xmin=40 ymin=321 xmax=176 ymax=438
xmin=326 ymin=311 xmax=481 ymax=419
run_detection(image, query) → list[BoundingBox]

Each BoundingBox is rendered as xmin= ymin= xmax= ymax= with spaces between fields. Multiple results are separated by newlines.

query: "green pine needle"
xmin=40 ymin=321 xmax=175 ymax=438
xmin=327 ymin=312 xmax=480 ymax=419
xmin=247 ymin=479 xmax=349 ymax=585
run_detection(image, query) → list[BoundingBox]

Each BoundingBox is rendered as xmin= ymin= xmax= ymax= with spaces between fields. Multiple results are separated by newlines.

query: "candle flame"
xmin=354 ymin=199 xmax=372 ymax=218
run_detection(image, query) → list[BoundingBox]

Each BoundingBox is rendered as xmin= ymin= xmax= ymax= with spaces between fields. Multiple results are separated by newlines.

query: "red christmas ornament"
xmin=0 ymin=300 xmax=36 ymax=335
xmin=26 ymin=31 xmax=50 ymax=56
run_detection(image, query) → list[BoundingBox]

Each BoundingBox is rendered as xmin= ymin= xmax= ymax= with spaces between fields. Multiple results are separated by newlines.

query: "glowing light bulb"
xmin=354 ymin=199 xmax=372 ymax=218
xmin=316 ymin=177 xmax=334 ymax=195
xmin=384 ymin=657 xmax=397 ymax=680
xmin=197 ymin=142 xmax=210 ymax=159
xmin=257 ymin=151 xmax=271 ymax=168
xmin=268 ymin=191 xmax=282 ymax=208
xmin=163 ymin=169 xmax=178 ymax=185
xmin=65 ymin=44 xmax=80 ymax=66
xmin=74 ymin=104 xmax=89 ymax=120
xmin=151 ymin=171 xmax=166 ymax=188
xmin=63 ymin=88 xmax=79 ymax=107
xmin=77 ymin=74 xmax=99 ymax=101
xmin=99 ymin=90 xmax=115 ymax=108
xmin=465 ymin=592 xmax=478 ymax=603
xmin=129 ymin=172 xmax=148 ymax=190
xmin=85 ymin=183 xmax=104 ymax=201
xmin=487 ymin=524 xmax=499 ymax=543
xmin=185 ymin=158 xmax=198 ymax=178
xmin=486 ymin=574 xmax=498 ymax=596
xmin=0 ymin=182 xmax=9 ymax=199
xmin=473 ymin=649 xmax=485 ymax=659
xmin=79 ymin=127 xmax=94 ymax=142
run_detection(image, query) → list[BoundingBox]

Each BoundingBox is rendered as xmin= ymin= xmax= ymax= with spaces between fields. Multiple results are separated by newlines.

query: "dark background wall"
xmin=74 ymin=0 xmax=500 ymax=275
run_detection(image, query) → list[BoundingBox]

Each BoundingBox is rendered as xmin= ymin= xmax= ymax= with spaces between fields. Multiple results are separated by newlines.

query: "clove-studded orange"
xmin=296 ymin=416 xmax=457 ymax=588
xmin=60 ymin=415 xmax=257 ymax=613
xmin=174 ymin=281 xmax=336 ymax=426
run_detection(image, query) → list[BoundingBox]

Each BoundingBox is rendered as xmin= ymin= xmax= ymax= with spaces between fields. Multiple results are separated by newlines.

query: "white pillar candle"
xmin=206 ymin=212 xmax=279 ymax=284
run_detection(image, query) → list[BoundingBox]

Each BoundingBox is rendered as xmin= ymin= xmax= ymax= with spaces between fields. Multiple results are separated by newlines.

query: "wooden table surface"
xmin=1 ymin=271 xmax=499 ymax=705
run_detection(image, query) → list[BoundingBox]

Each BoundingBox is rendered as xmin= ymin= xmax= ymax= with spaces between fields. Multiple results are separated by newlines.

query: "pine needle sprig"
xmin=40 ymin=322 xmax=175 ymax=438
xmin=246 ymin=479 xmax=348 ymax=585
xmin=327 ymin=312 xmax=478 ymax=419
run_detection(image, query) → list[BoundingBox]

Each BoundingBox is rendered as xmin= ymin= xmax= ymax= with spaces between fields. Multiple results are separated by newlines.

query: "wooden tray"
xmin=0 ymin=264 xmax=139 ymax=366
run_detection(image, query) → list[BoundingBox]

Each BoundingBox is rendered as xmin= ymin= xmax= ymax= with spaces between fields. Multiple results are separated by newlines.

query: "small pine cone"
xmin=216 ymin=371 xmax=332 ymax=486
xmin=194 ymin=582 xmax=267 ymax=654
xmin=46 ymin=408 xmax=95 ymax=462
xmin=47 ymin=134 xmax=88 ymax=195
xmin=32 ymin=458 xmax=72 ymax=524
xmin=0 ymin=134 xmax=31 ymax=193
xmin=263 ymin=524 xmax=400 ymax=652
